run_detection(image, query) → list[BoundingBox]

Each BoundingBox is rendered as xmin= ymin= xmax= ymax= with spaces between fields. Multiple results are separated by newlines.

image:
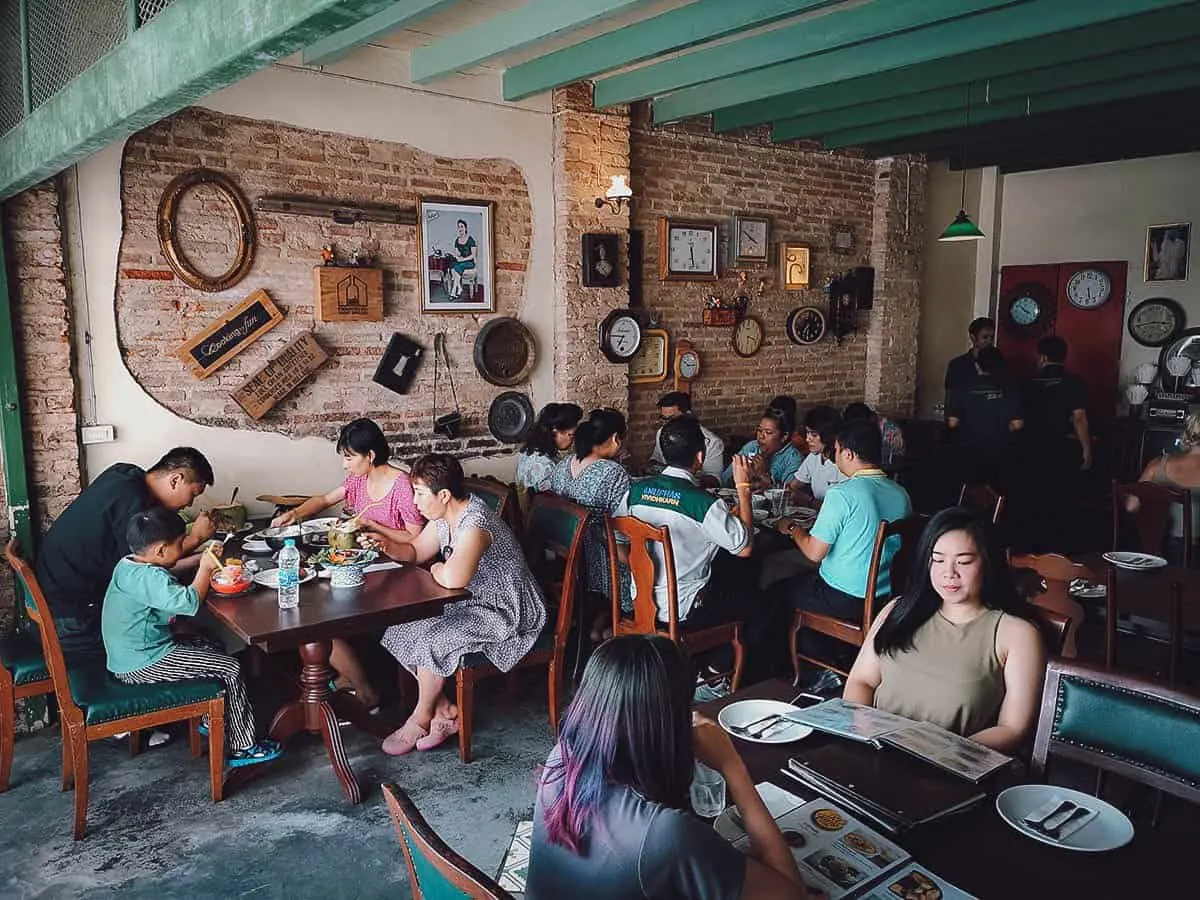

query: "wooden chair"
xmin=1112 ymin=480 xmax=1191 ymax=567
xmin=454 ymin=494 xmax=588 ymax=762
xmin=1104 ymin=566 xmax=1186 ymax=684
xmin=606 ymin=516 xmax=744 ymax=691
xmin=465 ymin=476 xmax=522 ymax=541
xmin=789 ymin=514 xmax=928 ymax=681
xmin=1009 ymin=552 xmax=1093 ymax=658
xmin=1 ymin=626 xmax=55 ymax=791
xmin=1029 ymin=606 xmax=1072 ymax=657
xmin=383 ymin=783 xmax=515 ymax=899
xmin=4 ymin=540 xmax=226 ymax=839
xmin=958 ymin=482 xmax=1004 ymax=525
xmin=1031 ymin=659 xmax=1200 ymax=807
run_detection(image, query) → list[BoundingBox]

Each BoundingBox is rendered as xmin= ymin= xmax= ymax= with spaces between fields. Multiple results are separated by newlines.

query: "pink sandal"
xmin=415 ymin=716 xmax=459 ymax=752
xmin=382 ymin=720 xmax=428 ymax=756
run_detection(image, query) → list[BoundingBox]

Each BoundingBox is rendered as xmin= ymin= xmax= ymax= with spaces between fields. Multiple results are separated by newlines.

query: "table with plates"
xmin=698 ymin=679 xmax=1188 ymax=898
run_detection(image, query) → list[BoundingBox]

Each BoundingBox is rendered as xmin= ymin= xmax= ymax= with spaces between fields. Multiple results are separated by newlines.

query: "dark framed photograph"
xmin=582 ymin=232 xmax=620 ymax=287
xmin=1145 ymin=222 xmax=1191 ymax=282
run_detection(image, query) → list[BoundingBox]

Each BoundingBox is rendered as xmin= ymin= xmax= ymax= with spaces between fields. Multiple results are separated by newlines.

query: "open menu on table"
xmin=857 ymin=862 xmax=978 ymax=900
xmin=782 ymin=699 xmax=913 ymax=744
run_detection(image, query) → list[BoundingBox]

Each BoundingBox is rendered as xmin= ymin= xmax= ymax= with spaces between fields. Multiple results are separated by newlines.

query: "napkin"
xmin=1022 ymin=795 xmax=1098 ymax=842
xmin=364 ymin=561 xmax=403 ymax=573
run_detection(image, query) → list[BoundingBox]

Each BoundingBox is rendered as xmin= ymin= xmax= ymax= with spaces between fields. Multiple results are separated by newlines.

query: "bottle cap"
xmin=284 ymin=538 xmax=296 ymax=547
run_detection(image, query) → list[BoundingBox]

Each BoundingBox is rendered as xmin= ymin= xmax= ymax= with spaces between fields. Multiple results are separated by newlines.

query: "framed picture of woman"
xmin=1145 ymin=222 xmax=1190 ymax=282
xmin=419 ymin=199 xmax=496 ymax=313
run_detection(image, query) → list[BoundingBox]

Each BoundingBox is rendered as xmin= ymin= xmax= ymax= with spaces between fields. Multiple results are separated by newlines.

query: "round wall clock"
xmin=732 ymin=316 xmax=764 ymax=357
xmin=473 ymin=317 xmax=536 ymax=387
xmin=678 ymin=350 xmax=700 ymax=380
xmin=1128 ymin=297 xmax=1184 ymax=347
xmin=1002 ymin=282 xmax=1052 ymax=336
xmin=599 ymin=309 xmax=643 ymax=363
xmin=1066 ymin=268 xmax=1112 ymax=309
xmin=785 ymin=307 xmax=827 ymax=345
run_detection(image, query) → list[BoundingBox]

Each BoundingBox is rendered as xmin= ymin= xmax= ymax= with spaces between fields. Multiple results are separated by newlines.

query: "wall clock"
xmin=732 ymin=316 xmax=764 ymax=357
xmin=1128 ymin=297 xmax=1184 ymax=347
xmin=785 ymin=306 xmax=827 ymax=345
xmin=674 ymin=339 xmax=700 ymax=393
xmin=599 ymin=309 xmax=643 ymax=363
xmin=1002 ymin=282 xmax=1053 ymax=336
xmin=1066 ymin=268 xmax=1112 ymax=309
xmin=629 ymin=328 xmax=669 ymax=383
xmin=658 ymin=217 xmax=719 ymax=281
xmin=731 ymin=216 xmax=769 ymax=264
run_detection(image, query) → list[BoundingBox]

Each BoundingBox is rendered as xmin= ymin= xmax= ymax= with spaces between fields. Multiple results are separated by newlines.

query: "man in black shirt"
xmin=35 ymin=447 xmax=216 ymax=658
xmin=944 ymin=316 xmax=996 ymax=395
xmin=945 ymin=347 xmax=1024 ymax=489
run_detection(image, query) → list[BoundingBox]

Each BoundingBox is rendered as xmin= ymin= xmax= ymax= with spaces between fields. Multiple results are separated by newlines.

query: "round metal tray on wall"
xmin=488 ymin=392 xmax=535 ymax=443
xmin=473 ymin=317 xmax=536 ymax=387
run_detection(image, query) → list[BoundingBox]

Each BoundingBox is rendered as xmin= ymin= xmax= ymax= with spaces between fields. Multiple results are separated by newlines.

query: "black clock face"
xmin=1128 ymin=297 xmax=1184 ymax=347
xmin=786 ymin=306 xmax=826 ymax=345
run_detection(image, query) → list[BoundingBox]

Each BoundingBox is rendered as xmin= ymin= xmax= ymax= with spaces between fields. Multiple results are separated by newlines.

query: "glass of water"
xmin=764 ymin=487 xmax=786 ymax=520
xmin=691 ymin=761 xmax=727 ymax=818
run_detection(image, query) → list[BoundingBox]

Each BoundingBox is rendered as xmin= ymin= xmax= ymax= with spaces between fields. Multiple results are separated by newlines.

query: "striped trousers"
xmin=116 ymin=640 xmax=256 ymax=752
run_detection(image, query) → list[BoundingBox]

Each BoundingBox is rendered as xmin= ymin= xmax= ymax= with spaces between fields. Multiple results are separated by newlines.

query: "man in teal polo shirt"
xmin=772 ymin=418 xmax=911 ymax=687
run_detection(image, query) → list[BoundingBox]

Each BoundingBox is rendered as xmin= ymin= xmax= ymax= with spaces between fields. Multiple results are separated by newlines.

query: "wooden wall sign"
xmin=175 ymin=289 xmax=285 ymax=379
xmin=313 ymin=265 xmax=384 ymax=322
xmin=232 ymin=332 xmax=328 ymax=420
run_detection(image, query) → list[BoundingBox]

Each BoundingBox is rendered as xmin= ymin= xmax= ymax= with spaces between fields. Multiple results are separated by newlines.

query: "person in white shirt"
xmin=648 ymin=391 xmax=725 ymax=484
xmin=789 ymin=405 xmax=844 ymax=506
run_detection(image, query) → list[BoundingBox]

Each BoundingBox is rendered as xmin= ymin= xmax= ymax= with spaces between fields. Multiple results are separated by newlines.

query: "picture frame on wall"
xmin=419 ymin=198 xmax=496 ymax=313
xmin=781 ymin=243 xmax=811 ymax=290
xmin=581 ymin=233 xmax=620 ymax=287
xmin=1145 ymin=222 xmax=1191 ymax=283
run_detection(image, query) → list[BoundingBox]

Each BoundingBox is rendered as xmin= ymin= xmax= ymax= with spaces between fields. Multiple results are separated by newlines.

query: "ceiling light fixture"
xmin=938 ymin=85 xmax=985 ymax=243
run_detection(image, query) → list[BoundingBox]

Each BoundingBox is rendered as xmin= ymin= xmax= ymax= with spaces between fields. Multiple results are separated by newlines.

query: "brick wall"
xmin=627 ymin=107 xmax=883 ymax=459
xmin=0 ymin=178 xmax=84 ymax=633
xmin=116 ymin=107 xmax=533 ymax=458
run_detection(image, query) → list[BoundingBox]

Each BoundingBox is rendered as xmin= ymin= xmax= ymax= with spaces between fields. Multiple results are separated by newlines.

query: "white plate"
xmin=252 ymin=567 xmax=317 ymax=589
xmin=718 ymin=699 xmax=814 ymax=745
xmin=301 ymin=517 xmax=340 ymax=533
xmin=1068 ymin=583 xmax=1107 ymax=599
xmin=241 ymin=539 xmax=272 ymax=554
xmin=1102 ymin=551 xmax=1168 ymax=571
xmin=996 ymin=784 xmax=1134 ymax=853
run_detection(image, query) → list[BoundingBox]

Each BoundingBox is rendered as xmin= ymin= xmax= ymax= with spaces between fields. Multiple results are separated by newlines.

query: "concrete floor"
xmin=1 ymin=696 xmax=551 ymax=899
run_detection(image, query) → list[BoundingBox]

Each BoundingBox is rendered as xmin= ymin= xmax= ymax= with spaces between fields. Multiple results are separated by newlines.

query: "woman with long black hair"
xmin=516 ymin=402 xmax=583 ymax=492
xmin=528 ymin=634 xmax=809 ymax=900
xmin=843 ymin=507 xmax=1045 ymax=753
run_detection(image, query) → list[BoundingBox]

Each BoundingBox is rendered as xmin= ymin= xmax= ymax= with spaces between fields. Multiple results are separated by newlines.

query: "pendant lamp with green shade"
xmin=938 ymin=84 xmax=985 ymax=243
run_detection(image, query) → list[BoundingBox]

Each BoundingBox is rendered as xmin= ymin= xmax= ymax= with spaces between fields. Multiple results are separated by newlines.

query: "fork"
xmin=728 ymin=714 xmax=782 ymax=737
xmin=1023 ymin=800 xmax=1075 ymax=831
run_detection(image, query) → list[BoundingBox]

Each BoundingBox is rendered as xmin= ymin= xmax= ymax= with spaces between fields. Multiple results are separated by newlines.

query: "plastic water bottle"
xmin=277 ymin=538 xmax=300 ymax=610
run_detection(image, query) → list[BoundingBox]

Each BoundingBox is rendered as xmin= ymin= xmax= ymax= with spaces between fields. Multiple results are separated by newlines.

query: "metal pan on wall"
xmin=473 ymin=317 xmax=536 ymax=387
xmin=488 ymin=392 xmax=535 ymax=444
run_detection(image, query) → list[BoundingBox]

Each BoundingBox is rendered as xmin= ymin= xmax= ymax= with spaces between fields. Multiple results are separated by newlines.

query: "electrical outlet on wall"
xmin=81 ymin=425 xmax=115 ymax=445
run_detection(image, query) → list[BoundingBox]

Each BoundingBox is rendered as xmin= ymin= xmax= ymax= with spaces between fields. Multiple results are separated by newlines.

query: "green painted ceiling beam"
xmin=819 ymin=65 xmax=1200 ymax=148
xmin=648 ymin=0 xmax=1196 ymax=124
xmin=711 ymin=3 xmax=1200 ymax=132
xmin=410 ymin=0 xmax=652 ymax=84
xmin=0 ymin=0 xmax=400 ymax=201
xmin=772 ymin=38 xmax=1200 ymax=142
xmin=595 ymin=0 xmax=1024 ymax=109
xmin=502 ymin=0 xmax=841 ymax=102
xmin=302 ymin=0 xmax=460 ymax=66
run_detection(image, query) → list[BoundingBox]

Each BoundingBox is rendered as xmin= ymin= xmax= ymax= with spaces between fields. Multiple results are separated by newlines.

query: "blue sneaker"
xmin=228 ymin=739 xmax=284 ymax=769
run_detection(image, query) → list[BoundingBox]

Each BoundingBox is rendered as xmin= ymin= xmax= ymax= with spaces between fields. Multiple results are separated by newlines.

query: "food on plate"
xmin=887 ymin=870 xmax=943 ymax=900
xmin=811 ymin=808 xmax=846 ymax=831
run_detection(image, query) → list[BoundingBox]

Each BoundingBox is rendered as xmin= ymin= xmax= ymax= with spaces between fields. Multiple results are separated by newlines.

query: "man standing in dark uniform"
xmin=945 ymin=346 xmax=1024 ymax=491
xmin=944 ymin=317 xmax=996 ymax=395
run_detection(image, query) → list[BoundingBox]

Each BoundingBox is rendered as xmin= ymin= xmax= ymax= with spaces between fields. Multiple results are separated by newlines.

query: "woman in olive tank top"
xmin=843 ymin=508 xmax=1046 ymax=754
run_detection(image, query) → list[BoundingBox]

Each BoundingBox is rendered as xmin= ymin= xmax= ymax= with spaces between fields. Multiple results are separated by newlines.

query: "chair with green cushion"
xmin=1032 ymin=659 xmax=1200 ymax=806
xmin=0 ymin=627 xmax=55 ymax=791
xmin=454 ymin=493 xmax=588 ymax=762
xmin=383 ymin=783 xmax=515 ymax=900
xmin=464 ymin=477 xmax=522 ymax=542
xmin=4 ymin=540 xmax=228 ymax=839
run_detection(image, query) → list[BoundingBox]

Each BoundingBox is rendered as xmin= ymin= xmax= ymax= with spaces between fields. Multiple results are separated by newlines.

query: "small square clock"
xmin=732 ymin=215 xmax=769 ymax=264
xmin=658 ymin=217 xmax=719 ymax=281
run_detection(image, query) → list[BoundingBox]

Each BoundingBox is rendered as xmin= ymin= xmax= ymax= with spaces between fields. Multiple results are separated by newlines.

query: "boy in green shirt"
xmin=102 ymin=507 xmax=282 ymax=768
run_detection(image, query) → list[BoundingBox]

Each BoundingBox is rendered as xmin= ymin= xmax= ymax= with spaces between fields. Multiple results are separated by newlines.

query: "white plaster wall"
xmin=999 ymin=152 xmax=1200 ymax=392
xmin=71 ymin=62 xmax=554 ymax=515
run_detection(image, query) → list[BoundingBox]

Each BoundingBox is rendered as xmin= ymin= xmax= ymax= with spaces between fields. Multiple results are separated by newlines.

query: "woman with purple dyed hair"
xmin=527 ymin=635 xmax=810 ymax=900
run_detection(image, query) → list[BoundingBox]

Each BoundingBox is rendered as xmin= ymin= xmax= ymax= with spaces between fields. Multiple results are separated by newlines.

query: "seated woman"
xmin=1131 ymin=411 xmax=1200 ymax=564
xmin=516 ymin=402 xmax=582 ymax=493
xmin=272 ymin=418 xmax=423 ymax=709
xmin=550 ymin=408 xmax=631 ymax=635
xmin=843 ymin=507 xmax=1045 ymax=754
xmin=528 ymin=634 xmax=810 ymax=900
xmin=720 ymin=406 xmax=804 ymax=490
xmin=364 ymin=454 xmax=546 ymax=754
xmin=788 ymin=405 xmax=843 ymax=507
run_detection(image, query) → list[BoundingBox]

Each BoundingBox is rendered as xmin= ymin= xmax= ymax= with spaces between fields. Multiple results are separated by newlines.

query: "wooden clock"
xmin=629 ymin=329 xmax=669 ymax=384
xmin=674 ymin=339 xmax=700 ymax=393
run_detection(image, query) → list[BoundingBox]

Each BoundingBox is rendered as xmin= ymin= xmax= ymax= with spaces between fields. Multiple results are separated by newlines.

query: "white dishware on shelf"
xmin=1124 ymin=384 xmax=1149 ymax=406
xmin=1165 ymin=355 xmax=1191 ymax=378
xmin=1134 ymin=362 xmax=1158 ymax=384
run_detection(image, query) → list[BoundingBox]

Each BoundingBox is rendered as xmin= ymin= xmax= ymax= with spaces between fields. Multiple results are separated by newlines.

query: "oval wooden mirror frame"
xmin=157 ymin=168 xmax=256 ymax=292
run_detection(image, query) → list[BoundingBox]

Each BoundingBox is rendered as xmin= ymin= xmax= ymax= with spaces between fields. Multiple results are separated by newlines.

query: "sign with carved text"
xmin=231 ymin=332 xmax=328 ymax=420
xmin=175 ymin=289 xmax=285 ymax=378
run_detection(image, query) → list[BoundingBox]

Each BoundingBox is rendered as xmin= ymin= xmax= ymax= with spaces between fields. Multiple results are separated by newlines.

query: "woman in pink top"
xmin=273 ymin=419 xmax=424 ymax=706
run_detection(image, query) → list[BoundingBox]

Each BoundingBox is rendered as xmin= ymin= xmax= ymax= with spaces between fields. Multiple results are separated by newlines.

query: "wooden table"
xmin=699 ymin=679 xmax=1192 ymax=898
xmin=206 ymin=563 xmax=467 ymax=802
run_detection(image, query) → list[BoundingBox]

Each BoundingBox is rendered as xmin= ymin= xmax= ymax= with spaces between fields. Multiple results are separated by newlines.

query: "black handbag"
xmin=432 ymin=332 xmax=463 ymax=439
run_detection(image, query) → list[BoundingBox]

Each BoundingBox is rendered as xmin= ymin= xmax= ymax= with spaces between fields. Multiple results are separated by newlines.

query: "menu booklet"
xmin=782 ymin=699 xmax=912 ymax=744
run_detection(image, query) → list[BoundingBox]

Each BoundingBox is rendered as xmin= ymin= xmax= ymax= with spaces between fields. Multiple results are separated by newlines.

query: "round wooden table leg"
xmin=317 ymin=699 xmax=362 ymax=804
xmin=298 ymin=639 xmax=362 ymax=803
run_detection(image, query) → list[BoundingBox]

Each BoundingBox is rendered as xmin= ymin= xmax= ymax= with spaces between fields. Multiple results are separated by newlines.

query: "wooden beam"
xmin=410 ymin=0 xmax=652 ymax=84
xmin=301 ymin=0 xmax=459 ymax=67
xmin=595 ymin=0 xmax=1024 ymax=108
xmin=646 ymin=0 xmax=1196 ymax=123
xmin=712 ymin=3 xmax=1200 ymax=132
xmin=772 ymin=39 xmax=1200 ymax=142
xmin=820 ymin=65 xmax=1200 ymax=148
xmin=0 ymin=0 xmax=400 ymax=201
xmin=503 ymin=0 xmax=841 ymax=102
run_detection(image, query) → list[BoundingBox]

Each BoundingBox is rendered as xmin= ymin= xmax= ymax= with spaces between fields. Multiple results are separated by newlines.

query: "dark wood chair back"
xmin=1103 ymin=567 xmax=1186 ymax=684
xmin=958 ymin=482 xmax=1004 ymax=524
xmin=1112 ymin=480 xmax=1190 ymax=567
xmin=1029 ymin=605 xmax=1071 ymax=657
xmin=522 ymin=493 xmax=589 ymax=664
xmin=383 ymin=783 xmax=515 ymax=899
xmin=606 ymin=515 xmax=679 ymax=638
xmin=1031 ymin=660 xmax=1200 ymax=806
xmin=465 ymin=476 xmax=521 ymax=539
xmin=1009 ymin=552 xmax=1093 ymax=658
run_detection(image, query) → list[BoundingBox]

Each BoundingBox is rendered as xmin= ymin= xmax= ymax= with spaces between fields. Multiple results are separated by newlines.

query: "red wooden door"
xmin=1053 ymin=261 xmax=1126 ymax=425
xmin=996 ymin=264 xmax=1059 ymax=382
